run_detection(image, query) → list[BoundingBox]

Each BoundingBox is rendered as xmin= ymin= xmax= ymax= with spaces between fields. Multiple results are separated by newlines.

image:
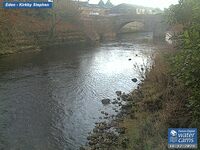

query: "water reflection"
xmin=0 ymin=33 xmax=158 ymax=150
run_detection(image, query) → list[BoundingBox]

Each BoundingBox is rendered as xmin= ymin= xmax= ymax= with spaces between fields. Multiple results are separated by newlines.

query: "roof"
xmin=112 ymin=3 xmax=157 ymax=10
xmin=77 ymin=0 xmax=114 ymax=9
xmin=98 ymin=0 xmax=105 ymax=7
xmin=105 ymin=0 xmax=114 ymax=8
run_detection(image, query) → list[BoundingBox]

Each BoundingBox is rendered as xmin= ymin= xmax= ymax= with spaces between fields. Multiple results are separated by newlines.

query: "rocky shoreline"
xmin=80 ymin=90 xmax=136 ymax=150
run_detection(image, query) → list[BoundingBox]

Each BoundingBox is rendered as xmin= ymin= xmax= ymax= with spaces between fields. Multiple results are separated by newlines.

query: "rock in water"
xmin=131 ymin=78 xmax=138 ymax=82
xmin=101 ymin=99 xmax=111 ymax=105
xmin=115 ymin=91 xmax=122 ymax=96
xmin=121 ymin=93 xmax=129 ymax=101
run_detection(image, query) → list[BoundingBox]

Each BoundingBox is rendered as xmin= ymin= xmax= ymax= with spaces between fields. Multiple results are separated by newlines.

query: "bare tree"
xmin=49 ymin=0 xmax=80 ymax=38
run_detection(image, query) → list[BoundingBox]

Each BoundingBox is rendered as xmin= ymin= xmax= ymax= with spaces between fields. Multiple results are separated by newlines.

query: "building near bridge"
xmin=109 ymin=3 xmax=162 ymax=15
xmin=76 ymin=1 xmax=162 ymax=17
xmin=76 ymin=0 xmax=114 ymax=17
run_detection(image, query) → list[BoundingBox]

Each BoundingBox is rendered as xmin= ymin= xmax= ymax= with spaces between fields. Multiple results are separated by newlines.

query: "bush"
xmin=166 ymin=0 xmax=200 ymax=123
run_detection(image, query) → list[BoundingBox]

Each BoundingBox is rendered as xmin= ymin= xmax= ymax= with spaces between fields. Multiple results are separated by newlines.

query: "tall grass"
xmin=121 ymin=47 xmax=194 ymax=150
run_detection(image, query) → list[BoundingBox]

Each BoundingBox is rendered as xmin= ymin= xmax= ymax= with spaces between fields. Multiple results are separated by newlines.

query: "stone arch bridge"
xmin=82 ymin=14 xmax=166 ymax=40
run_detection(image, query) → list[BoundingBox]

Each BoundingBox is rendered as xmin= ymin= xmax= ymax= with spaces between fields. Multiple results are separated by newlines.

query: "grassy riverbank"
xmin=0 ymin=1 xmax=91 ymax=56
xmin=119 ymin=46 xmax=200 ymax=149
xmin=0 ymin=16 xmax=90 ymax=56
xmin=81 ymin=44 xmax=200 ymax=150
xmin=119 ymin=1 xmax=200 ymax=148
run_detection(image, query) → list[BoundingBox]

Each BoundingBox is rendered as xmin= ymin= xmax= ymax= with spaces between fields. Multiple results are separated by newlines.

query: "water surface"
xmin=0 ymin=32 xmax=157 ymax=150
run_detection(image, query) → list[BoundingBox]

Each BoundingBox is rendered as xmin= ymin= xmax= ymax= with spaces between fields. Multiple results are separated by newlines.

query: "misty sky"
xmin=88 ymin=0 xmax=179 ymax=9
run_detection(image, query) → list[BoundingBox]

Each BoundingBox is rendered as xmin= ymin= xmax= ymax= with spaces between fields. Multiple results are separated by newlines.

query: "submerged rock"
xmin=118 ymin=102 xmax=122 ymax=106
xmin=101 ymin=99 xmax=110 ymax=105
xmin=101 ymin=111 xmax=105 ymax=114
xmin=104 ymin=112 xmax=109 ymax=116
xmin=131 ymin=78 xmax=138 ymax=82
xmin=112 ymin=100 xmax=118 ymax=104
xmin=121 ymin=93 xmax=129 ymax=101
xmin=83 ymin=90 xmax=134 ymax=149
xmin=115 ymin=110 xmax=119 ymax=113
xmin=115 ymin=91 xmax=122 ymax=96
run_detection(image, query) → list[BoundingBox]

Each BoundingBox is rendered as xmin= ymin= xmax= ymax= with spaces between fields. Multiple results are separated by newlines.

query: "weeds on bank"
xmin=121 ymin=48 xmax=194 ymax=150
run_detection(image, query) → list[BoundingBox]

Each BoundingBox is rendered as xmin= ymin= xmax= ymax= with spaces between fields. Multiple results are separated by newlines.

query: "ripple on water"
xmin=0 ymin=33 xmax=157 ymax=150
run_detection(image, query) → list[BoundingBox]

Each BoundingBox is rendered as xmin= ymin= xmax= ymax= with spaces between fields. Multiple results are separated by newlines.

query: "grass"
xmin=118 ymin=47 xmax=198 ymax=150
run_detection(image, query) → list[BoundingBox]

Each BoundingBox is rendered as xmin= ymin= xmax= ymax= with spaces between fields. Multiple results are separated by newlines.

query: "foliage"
xmin=165 ymin=0 xmax=200 ymax=123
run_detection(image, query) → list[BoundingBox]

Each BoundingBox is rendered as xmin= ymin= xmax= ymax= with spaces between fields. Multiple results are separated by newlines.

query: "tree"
xmin=165 ymin=0 xmax=200 ymax=122
xmin=48 ymin=0 xmax=80 ymax=38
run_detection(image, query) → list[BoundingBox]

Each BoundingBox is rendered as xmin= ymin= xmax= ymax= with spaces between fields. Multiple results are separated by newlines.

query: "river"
xmin=0 ymin=32 xmax=158 ymax=150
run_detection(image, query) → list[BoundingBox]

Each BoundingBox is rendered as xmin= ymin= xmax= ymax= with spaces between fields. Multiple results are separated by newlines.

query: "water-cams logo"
xmin=168 ymin=128 xmax=198 ymax=149
xmin=170 ymin=130 xmax=177 ymax=137
xmin=170 ymin=130 xmax=178 ymax=143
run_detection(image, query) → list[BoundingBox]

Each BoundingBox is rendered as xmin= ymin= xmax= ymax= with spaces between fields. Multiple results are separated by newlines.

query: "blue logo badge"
xmin=3 ymin=2 xmax=53 ymax=9
xmin=168 ymin=128 xmax=198 ymax=149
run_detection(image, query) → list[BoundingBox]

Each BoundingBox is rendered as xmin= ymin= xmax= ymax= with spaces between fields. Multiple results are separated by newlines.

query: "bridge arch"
xmin=117 ymin=20 xmax=145 ymax=33
xmin=82 ymin=14 xmax=164 ymax=40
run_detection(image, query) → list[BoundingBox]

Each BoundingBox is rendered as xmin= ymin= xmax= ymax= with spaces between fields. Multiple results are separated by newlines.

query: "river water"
xmin=0 ymin=32 xmax=158 ymax=150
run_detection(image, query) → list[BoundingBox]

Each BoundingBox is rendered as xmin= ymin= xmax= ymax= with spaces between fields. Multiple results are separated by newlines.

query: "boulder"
xmin=115 ymin=91 xmax=122 ymax=96
xmin=112 ymin=100 xmax=118 ymax=104
xmin=131 ymin=78 xmax=138 ymax=82
xmin=101 ymin=99 xmax=110 ymax=105
xmin=104 ymin=112 xmax=109 ymax=116
xmin=121 ymin=94 xmax=129 ymax=101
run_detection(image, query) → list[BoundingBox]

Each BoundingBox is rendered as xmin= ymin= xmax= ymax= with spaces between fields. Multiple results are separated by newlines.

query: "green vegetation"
xmin=167 ymin=0 xmax=200 ymax=123
xmin=121 ymin=50 xmax=192 ymax=149
xmin=121 ymin=0 xmax=200 ymax=149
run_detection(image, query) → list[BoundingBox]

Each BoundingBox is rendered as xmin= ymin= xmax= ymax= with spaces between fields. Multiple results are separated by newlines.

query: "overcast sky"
xmin=88 ymin=0 xmax=179 ymax=9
